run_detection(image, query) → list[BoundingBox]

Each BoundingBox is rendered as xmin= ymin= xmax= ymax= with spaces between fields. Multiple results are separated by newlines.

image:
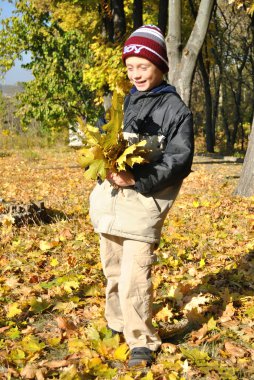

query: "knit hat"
xmin=122 ymin=25 xmax=169 ymax=74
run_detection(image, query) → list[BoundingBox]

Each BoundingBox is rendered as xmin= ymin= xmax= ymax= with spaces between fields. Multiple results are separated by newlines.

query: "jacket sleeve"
xmin=131 ymin=111 xmax=194 ymax=194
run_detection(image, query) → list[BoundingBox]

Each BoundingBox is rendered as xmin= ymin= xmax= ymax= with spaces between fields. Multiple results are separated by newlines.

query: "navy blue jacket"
xmin=123 ymin=81 xmax=194 ymax=194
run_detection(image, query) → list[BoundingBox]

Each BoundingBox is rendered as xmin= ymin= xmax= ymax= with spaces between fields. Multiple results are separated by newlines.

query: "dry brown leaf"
xmin=35 ymin=368 xmax=46 ymax=380
xmin=60 ymin=228 xmax=73 ymax=240
xmin=21 ymin=326 xmax=35 ymax=335
xmin=206 ymin=333 xmax=221 ymax=343
xmin=8 ymin=368 xmax=20 ymax=377
xmin=161 ymin=342 xmax=177 ymax=354
xmin=184 ymin=294 xmax=211 ymax=312
xmin=5 ymin=277 xmax=20 ymax=288
xmin=0 ymin=326 xmax=10 ymax=333
xmin=220 ymin=302 xmax=235 ymax=323
xmin=191 ymin=324 xmax=208 ymax=341
xmin=55 ymin=317 xmax=75 ymax=330
xmin=21 ymin=364 xmax=37 ymax=379
xmin=55 ymin=316 xmax=77 ymax=337
xmin=42 ymin=360 xmax=70 ymax=369
xmin=220 ymin=319 xmax=239 ymax=328
xmin=224 ymin=341 xmax=246 ymax=358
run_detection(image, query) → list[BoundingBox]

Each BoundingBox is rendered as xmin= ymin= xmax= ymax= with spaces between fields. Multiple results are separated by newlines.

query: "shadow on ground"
xmin=157 ymin=250 xmax=254 ymax=343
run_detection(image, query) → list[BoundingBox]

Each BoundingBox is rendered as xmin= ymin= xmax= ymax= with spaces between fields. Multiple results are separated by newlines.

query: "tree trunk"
xmin=198 ymin=51 xmax=214 ymax=152
xmin=166 ymin=0 xmax=215 ymax=106
xmin=102 ymin=0 xmax=114 ymax=42
xmin=111 ymin=0 xmax=126 ymax=41
xmin=221 ymin=80 xmax=232 ymax=151
xmin=158 ymin=0 xmax=168 ymax=35
xmin=133 ymin=0 xmax=143 ymax=29
xmin=234 ymin=117 xmax=254 ymax=196
xmin=231 ymin=45 xmax=249 ymax=149
xmin=211 ymin=69 xmax=221 ymax=146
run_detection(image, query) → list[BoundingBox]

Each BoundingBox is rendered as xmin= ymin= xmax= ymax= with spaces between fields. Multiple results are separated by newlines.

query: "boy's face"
xmin=125 ymin=56 xmax=164 ymax=92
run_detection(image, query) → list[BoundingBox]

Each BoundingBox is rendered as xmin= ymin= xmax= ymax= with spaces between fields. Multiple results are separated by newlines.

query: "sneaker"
xmin=128 ymin=347 xmax=154 ymax=367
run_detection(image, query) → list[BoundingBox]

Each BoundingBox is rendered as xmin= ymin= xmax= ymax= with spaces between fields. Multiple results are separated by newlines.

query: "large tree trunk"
xmin=102 ymin=0 xmax=114 ymax=42
xmin=111 ymin=0 xmax=126 ymax=41
xmin=158 ymin=0 xmax=168 ymax=36
xmin=231 ymin=44 xmax=249 ymax=150
xmin=234 ymin=117 xmax=254 ymax=197
xmin=166 ymin=0 xmax=215 ymax=106
xmin=133 ymin=0 xmax=143 ymax=29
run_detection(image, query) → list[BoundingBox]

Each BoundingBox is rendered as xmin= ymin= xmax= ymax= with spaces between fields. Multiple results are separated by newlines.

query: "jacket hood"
xmin=130 ymin=81 xmax=177 ymax=95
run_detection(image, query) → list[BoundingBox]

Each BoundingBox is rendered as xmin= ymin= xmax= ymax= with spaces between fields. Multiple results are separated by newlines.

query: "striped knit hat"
xmin=122 ymin=25 xmax=169 ymax=74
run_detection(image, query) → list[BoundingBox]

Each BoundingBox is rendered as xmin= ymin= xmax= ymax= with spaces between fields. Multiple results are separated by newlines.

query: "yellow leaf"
xmin=248 ymin=4 xmax=254 ymax=15
xmin=83 ymin=158 xmax=107 ymax=180
xmin=68 ymin=338 xmax=88 ymax=354
xmin=47 ymin=336 xmax=62 ymax=346
xmin=39 ymin=240 xmax=51 ymax=251
xmin=199 ymin=258 xmax=206 ymax=268
xmin=114 ymin=343 xmax=129 ymax=361
xmin=7 ymin=302 xmax=22 ymax=318
xmin=116 ymin=140 xmax=148 ymax=171
xmin=50 ymin=258 xmax=59 ymax=267
xmin=10 ymin=348 xmax=26 ymax=363
xmin=155 ymin=305 xmax=173 ymax=322
xmin=21 ymin=335 xmax=45 ymax=353
xmin=76 ymin=91 xmax=150 ymax=179
xmin=168 ymin=286 xmax=183 ymax=301
xmin=39 ymin=240 xmax=59 ymax=251
xmin=168 ymin=374 xmax=178 ymax=380
xmin=78 ymin=148 xmax=95 ymax=168
xmin=207 ymin=317 xmax=217 ymax=331
xmin=142 ymin=371 xmax=154 ymax=380
xmin=63 ymin=280 xmax=80 ymax=294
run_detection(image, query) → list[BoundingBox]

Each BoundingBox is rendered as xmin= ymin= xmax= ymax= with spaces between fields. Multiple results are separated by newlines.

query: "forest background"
xmin=0 ymin=0 xmax=254 ymax=379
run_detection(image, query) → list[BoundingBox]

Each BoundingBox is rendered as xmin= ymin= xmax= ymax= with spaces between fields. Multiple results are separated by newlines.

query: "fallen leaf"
xmin=0 ymin=326 xmax=10 ymax=333
xmin=155 ymin=305 xmax=174 ymax=322
xmin=21 ymin=364 xmax=37 ymax=379
xmin=184 ymin=294 xmax=211 ymax=311
xmin=220 ymin=302 xmax=235 ymax=323
xmin=161 ymin=342 xmax=177 ymax=354
xmin=35 ymin=368 xmax=46 ymax=380
xmin=113 ymin=343 xmax=129 ymax=361
xmin=42 ymin=360 xmax=70 ymax=369
xmin=191 ymin=324 xmax=208 ymax=341
xmin=7 ymin=302 xmax=22 ymax=318
xmin=224 ymin=341 xmax=246 ymax=358
xmin=55 ymin=316 xmax=76 ymax=337
xmin=39 ymin=240 xmax=59 ymax=251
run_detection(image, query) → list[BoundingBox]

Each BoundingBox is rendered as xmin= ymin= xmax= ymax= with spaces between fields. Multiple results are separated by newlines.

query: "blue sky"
xmin=0 ymin=0 xmax=33 ymax=85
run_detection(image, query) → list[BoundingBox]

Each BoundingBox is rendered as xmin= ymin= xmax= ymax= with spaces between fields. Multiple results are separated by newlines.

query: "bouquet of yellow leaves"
xmin=78 ymin=91 xmax=150 ymax=181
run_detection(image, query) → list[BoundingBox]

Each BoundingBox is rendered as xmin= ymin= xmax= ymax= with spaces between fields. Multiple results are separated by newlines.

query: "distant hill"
xmin=0 ymin=84 xmax=23 ymax=97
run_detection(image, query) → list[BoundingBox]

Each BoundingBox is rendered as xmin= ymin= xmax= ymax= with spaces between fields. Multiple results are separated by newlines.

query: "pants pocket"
xmin=134 ymin=254 xmax=157 ymax=286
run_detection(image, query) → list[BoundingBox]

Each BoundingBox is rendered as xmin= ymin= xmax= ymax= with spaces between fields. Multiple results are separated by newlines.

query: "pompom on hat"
xmin=122 ymin=25 xmax=169 ymax=74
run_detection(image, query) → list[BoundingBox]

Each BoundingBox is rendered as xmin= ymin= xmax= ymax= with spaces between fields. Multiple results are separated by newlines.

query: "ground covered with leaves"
xmin=0 ymin=148 xmax=253 ymax=380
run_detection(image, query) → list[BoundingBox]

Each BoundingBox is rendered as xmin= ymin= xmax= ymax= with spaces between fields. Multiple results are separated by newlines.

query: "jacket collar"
xmin=130 ymin=81 xmax=177 ymax=95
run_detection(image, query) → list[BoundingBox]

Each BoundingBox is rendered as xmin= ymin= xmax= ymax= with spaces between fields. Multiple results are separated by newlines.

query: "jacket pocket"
xmin=137 ymin=193 xmax=160 ymax=214
xmin=89 ymin=181 xmax=110 ymax=227
xmin=89 ymin=182 xmax=101 ymax=227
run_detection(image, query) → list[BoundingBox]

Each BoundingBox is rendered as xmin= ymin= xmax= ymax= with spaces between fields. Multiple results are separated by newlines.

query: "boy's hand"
xmin=107 ymin=170 xmax=135 ymax=187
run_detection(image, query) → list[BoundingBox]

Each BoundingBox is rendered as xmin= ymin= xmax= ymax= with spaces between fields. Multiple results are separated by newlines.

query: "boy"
xmin=89 ymin=25 xmax=194 ymax=367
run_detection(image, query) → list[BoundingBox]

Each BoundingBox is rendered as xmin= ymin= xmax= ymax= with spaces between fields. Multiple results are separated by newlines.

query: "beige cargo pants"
xmin=100 ymin=233 xmax=161 ymax=351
